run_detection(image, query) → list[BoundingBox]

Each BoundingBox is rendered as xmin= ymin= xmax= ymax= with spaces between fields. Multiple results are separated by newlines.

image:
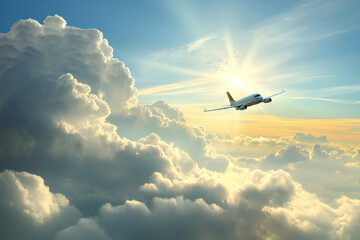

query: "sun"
xmin=138 ymin=31 xmax=262 ymax=98
xmin=229 ymin=76 xmax=244 ymax=88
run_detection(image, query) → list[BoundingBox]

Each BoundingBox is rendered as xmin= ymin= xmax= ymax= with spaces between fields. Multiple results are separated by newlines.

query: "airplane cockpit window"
xmin=254 ymin=94 xmax=260 ymax=97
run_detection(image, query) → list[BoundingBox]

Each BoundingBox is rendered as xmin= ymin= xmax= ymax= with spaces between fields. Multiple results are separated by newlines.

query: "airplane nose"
xmin=255 ymin=96 xmax=263 ymax=100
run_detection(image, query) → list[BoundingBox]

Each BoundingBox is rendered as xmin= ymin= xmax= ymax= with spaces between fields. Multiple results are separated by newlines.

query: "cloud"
xmin=150 ymin=100 xmax=185 ymax=122
xmin=55 ymin=218 xmax=111 ymax=240
xmin=262 ymin=192 xmax=360 ymax=240
xmin=0 ymin=15 xmax=360 ymax=240
xmin=253 ymin=0 xmax=360 ymax=48
xmin=57 ymin=197 xmax=231 ymax=240
xmin=57 ymin=169 xmax=360 ymax=240
xmin=287 ymin=96 xmax=360 ymax=105
xmin=294 ymin=133 xmax=328 ymax=143
xmin=209 ymin=133 xmax=294 ymax=158
xmin=1 ymin=15 xmax=136 ymax=114
xmin=0 ymin=13 xmax=213 ymax=167
xmin=209 ymin=133 xmax=359 ymax=201
xmin=0 ymin=170 xmax=81 ymax=240
xmin=0 ymin=15 xmax=203 ymax=214
xmin=258 ymin=143 xmax=360 ymax=201
xmin=262 ymin=145 xmax=310 ymax=169
xmin=345 ymin=162 xmax=360 ymax=168
xmin=186 ymin=35 xmax=216 ymax=52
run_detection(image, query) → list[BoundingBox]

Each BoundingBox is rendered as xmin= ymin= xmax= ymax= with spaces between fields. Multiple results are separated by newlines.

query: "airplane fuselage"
xmin=231 ymin=93 xmax=263 ymax=107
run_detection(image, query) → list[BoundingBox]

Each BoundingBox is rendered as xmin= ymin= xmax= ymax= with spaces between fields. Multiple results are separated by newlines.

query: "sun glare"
xmin=139 ymin=31 xmax=263 ymax=98
xmin=231 ymin=77 xmax=243 ymax=87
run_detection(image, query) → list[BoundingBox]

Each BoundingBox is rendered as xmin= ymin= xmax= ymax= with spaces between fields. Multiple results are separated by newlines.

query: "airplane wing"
xmin=204 ymin=104 xmax=244 ymax=112
xmin=265 ymin=90 xmax=285 ymax=98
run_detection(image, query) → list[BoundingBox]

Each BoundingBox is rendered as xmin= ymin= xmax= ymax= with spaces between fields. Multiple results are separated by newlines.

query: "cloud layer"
xmin=0 ymin=15 xmax=359 ymax=240
xmin=0 ymin=170 xmax=81 ymax=239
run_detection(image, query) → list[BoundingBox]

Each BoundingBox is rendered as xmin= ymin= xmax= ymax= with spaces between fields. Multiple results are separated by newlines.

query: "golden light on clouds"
xmin=175 ymin=103 xmax=360 ymax=144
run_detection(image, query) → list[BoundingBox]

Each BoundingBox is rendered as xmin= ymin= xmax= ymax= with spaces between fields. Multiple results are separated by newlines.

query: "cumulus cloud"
xmin=257 ymin=143 xmax=360 ymax=201
xmin=0 ymin=14 xmax=204 ymax=213
xmin=262 ymin=193 xmax=360 ymax=240
xmin=0 ymin=170 xmax=81 ymax=240
xmin=262 ymin=145 xmax=310 ymax=169
xmin=1 ymin=15 xmax=136 ymax=113
xmin=208 ymin=133 xmax=295 ymax=158
xmin=208 ymin=132 xmax=360 ymax=201
xmin=150 ymin=100 xmax=185 ymax=122
xmin=0 ymin=15 xmax=359 ymax=240
xmin=57 ymin=169 xmax=360 ymax=240
xmin=55 ymin=218 xmax=111 ymax=240
xmin=294 ymin=133 xmax=328 ymax=143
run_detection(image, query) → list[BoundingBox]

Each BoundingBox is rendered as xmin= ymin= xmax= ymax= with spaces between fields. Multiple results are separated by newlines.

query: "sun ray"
xmin=224 ymin=31 xmax=237 ymax=70
xmin=140 ymin=61 xmax=218 ymax=79
xmin=138 ymin=78 xmax=217 ymax=96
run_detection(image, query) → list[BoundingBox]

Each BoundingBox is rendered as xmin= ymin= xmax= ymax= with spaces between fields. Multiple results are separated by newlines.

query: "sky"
xmin=1 ymin=0 xmax=360 ymax=143
xmin=0 ymin=0 xmax=360 ymax=239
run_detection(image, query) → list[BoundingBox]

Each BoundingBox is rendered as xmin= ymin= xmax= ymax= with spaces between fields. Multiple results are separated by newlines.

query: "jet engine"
xmin=236 ymin=105 xmax=247 ymax=110
xmin=263 ymin=98 xmax=272 ymax=103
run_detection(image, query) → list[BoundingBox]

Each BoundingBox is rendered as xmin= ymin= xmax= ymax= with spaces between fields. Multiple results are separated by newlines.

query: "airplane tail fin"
xmin=226 ymin=92 xmax=235 ymax=104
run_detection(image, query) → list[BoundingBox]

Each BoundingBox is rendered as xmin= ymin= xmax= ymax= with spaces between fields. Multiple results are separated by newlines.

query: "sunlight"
xmin=216 ymin=63 xmax=252 ymax=93
xmin=139 ymin=31 xmax=267 ymax=99
xmin=230 ymin=77 xmax=244 ymax=88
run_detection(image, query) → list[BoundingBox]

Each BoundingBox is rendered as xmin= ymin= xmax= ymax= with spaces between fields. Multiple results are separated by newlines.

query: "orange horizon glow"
xmin=174 ymin=104 xmax=360 ymax=145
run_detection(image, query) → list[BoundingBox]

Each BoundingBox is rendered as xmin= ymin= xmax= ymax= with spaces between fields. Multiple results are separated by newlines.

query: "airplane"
xmin=204 ymin=90 xmax=285 ymax=112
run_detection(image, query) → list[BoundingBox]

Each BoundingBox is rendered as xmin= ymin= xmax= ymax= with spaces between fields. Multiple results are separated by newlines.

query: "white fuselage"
xmin=231 ymin=93 xmax=264 ymax=108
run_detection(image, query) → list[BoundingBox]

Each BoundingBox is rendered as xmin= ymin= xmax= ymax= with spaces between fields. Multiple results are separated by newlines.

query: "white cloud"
xmin=0 ymin=170 xmax=81 ymax=239
xmin=294 ymin=133 xmax=328 ymax=144
xmin=43 ymin=15 xmax=67 ymax=29
xmin=186 ymin=35 xmax=216 ymax=52
xmin=0 ymin=15 xmax=205 ymax=214
xmin=1 ymin=15 xmax=137 ymax=114
xmin=0 ymin=170 xmax=68 ymax=223
xmin=262 ymin=144 xmax=310 ymax=169
xmin=55 ymin=168 xmax=360 ymax=240
xmin=150 ymin=100 xmax=185 ymax=122
xmin=208 ymin=133 xmax=360 ymax=201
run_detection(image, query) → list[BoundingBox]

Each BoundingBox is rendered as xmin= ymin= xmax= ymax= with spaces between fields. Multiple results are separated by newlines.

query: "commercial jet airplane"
xmin=204 ymin=90 xmax=285 ymax=112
